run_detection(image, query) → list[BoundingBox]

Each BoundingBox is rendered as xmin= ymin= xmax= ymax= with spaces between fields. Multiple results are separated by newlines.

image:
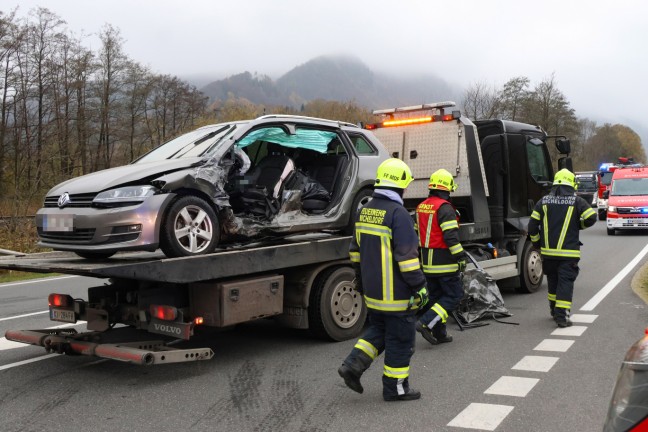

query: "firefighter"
xmin=414 ymin=168 xmax=466 ymax=346
xmin=338 ymin=158 xmax=428 ymax=402
xmin=528 ymin=168 xmax=597 ymax=327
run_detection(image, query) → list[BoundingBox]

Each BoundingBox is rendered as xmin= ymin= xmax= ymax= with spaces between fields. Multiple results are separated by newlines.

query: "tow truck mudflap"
xmin=4 ymin=329 xmax=214 ymax=365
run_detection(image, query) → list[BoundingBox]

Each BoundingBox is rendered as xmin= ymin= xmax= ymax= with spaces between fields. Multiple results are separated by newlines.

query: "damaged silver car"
xmin=36 ymin=115 xmax=388 ymax=259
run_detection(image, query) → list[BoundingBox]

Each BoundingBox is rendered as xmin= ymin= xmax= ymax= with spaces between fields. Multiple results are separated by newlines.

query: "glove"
xmin=408 ymin=287 xmax=429 ymax=311
xmin=457 ymin=259 xmax=467 ymax=273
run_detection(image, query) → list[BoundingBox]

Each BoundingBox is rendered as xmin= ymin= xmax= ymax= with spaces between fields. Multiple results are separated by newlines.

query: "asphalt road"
xmin=0 ymin=222 xmax=646 ymax=432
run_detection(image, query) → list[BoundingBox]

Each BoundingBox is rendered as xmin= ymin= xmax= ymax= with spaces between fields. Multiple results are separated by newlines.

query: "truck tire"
xmin=516 ymin=241 xmax=543 ymax=294
xmin=308 ymin=266 xmax=366 ymax=341
xmin=160 ymin=195 xmax=220 ymax=258
xmin=607 ymin=227 xmax=616 ymax=236
xmin=344 ymin=188 xmax=373 ymax=234
xmin=599 ymin=210 xmax=607 ymax=221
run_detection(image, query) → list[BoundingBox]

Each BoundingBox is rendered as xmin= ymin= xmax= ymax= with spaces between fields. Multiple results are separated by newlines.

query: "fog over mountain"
xmin=196 ymin=55 xmax=462 ymax=110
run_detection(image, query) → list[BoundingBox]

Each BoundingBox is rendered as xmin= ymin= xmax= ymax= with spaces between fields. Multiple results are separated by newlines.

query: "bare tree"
xmin=461 ymin=81 xmax=500 ymax=120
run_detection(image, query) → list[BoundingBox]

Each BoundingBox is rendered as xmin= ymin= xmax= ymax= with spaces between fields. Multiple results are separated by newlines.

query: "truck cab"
xmin=366 ymin=102 xmax=571 ymax=293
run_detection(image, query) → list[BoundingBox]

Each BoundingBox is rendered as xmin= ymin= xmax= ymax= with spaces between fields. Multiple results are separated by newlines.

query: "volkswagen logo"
xmin=58 ymin=192 xmax=71 ymax=208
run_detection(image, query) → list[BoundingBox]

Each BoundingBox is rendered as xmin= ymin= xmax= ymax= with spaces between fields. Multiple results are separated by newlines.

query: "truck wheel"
xmin=598 ymin=210 xmax=607 ymax=221
xmin=160 ymin=195 xmax=220 ymax=258
xmin=607 ymin=227 xmax=616 ymax=236
xmin=344 ymin=188 xmax=373 ymax=234
xmin=516 ymin=241 xmax=543 ymax=294
xmin=75 ymin=251 xmax=116 ymax=260
xmin=309 ymin=266 xmax=367 ymax=341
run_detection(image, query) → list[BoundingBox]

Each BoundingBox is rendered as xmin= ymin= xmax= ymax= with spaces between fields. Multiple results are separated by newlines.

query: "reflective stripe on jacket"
xmin=349 ymin=193 xmax=426 ymax=312
xmin=416 ymin=195 xmax=465 ymax=276
xmin=527 ymin=188 xmax=597 ymax=260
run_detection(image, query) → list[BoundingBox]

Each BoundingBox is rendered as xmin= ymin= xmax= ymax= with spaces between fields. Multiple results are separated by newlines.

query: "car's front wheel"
xmin=160 ymin=195 xmax=220 ymax=258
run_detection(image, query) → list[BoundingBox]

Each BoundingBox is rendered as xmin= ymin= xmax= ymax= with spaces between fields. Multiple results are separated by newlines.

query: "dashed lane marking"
xmin=551 ymin=325 xmax=587 ymax=337
xmin=570 ymin=314 xmax=598 ymax=323
xmin=484 ymin=376 xmax=540 ymax=397
xmin=511 ymin=355 xmax=559 ymax=372
xmin=533 ymin=339 xmax=575 ymax=352
xmin=447 ymin=403 xmax=514 ymax=431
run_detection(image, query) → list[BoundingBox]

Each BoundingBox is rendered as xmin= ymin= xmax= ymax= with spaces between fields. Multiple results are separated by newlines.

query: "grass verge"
xmin=0 ymin=270 xmax=59 ymax=284
xmin=630 ymin=261 xmax=648 ymax=305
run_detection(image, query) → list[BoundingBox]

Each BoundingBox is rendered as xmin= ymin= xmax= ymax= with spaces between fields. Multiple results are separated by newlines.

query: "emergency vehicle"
xmin=597 ymin=163 xmax=617 ymax=220
xmin=605 ymin=165 xmax=648 ymax=235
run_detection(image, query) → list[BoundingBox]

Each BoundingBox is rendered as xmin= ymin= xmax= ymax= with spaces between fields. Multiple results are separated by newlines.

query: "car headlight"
xmin=608 ymin=205 xmax=617 ymax=212
xmin=603 ymin=329 xmax=648 ymax=431
xmin=93 ymin=185 xmax=158 ymax=205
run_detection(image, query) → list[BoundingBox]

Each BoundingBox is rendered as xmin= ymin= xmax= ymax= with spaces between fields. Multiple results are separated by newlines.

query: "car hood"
xmin=47 ymin=158 xmax=204 ymax=195
xmin=609 ymin=196 xmax=648 ymax=207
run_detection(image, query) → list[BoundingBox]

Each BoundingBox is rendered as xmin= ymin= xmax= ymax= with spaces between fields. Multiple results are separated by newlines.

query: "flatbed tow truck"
xmin=1 ymin=234 xmax=361 ymax=365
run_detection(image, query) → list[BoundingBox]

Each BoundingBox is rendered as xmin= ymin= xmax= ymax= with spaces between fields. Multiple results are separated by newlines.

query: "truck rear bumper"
xmin=5 ymin=328 xmax=214 ymax=365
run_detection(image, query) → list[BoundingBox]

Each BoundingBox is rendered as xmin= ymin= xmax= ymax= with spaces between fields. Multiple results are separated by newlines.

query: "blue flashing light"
xmin=642 ymin=208 xmax=648 ymax=214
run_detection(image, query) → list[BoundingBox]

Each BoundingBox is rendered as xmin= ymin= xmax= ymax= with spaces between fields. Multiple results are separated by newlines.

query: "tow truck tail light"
xmin=150 ymin=304 xmax=177 ymax=321
xmin=194 ymin=316 xmax=204 ymax=325
xmin=48 ymin=293 xmax=73 ymax=307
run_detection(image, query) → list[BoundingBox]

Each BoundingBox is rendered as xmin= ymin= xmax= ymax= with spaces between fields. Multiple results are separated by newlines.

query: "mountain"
xmin=198 ymin=55 xmax=460 ymax=110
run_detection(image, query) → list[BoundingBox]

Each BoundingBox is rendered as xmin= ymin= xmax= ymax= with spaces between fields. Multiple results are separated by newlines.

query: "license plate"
xmin=50 ymin=308 xmax=76 ymax=323
xmin=628 ymin=218 xmax=647 ymax=225
xmin=43 ymin=214 xmax=74 ymax=232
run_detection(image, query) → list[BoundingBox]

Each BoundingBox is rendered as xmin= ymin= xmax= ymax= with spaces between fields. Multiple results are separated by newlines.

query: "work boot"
xmin=338 ymin=350 xmax=372 ymax=394
xmin=554 ymin=309 xmax=572 ymax=328
xmin=384 ymin=387 xmax=421 ymax=402
xmin=338 ymin=363 xmax=363 ymax=394
xmin=416 ymin=321 xmax=439 ymax=345
xmin=432 ymin=322 xmax=453 ymax=344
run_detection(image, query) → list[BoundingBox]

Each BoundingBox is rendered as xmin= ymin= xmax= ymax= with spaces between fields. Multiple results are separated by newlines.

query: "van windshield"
xmin=611 ymin=178 xmax=648 ymax=196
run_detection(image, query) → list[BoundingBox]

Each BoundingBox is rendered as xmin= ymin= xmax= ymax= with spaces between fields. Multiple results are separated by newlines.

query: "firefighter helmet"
xmin=428 ymin=169 xmax=457 ymax=192
xmin=375 ymin=158 xmax=414 ymax=189
xmin=553 ymin=169 xmax=576 ymax=188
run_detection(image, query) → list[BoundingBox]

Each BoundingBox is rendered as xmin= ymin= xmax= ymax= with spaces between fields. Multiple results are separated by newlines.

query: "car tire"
xmin=607 ymin=227 xmax=616 ymax=236
xmin=516 ymin=241 xmax=543 ymax=294
xmin=75 ymin=251 xmax=116 ymax=260
xmin=160 ymin=195 xmax=220 ymax=258
xmin=308 ymin=266 xmax=366 ymax=341
xmin=344 ymin=188 xmax=373 ymax=235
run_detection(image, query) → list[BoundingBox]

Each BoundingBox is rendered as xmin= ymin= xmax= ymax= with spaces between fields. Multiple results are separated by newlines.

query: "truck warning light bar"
xmin=366 ymin=101 xmax=461 ymax=130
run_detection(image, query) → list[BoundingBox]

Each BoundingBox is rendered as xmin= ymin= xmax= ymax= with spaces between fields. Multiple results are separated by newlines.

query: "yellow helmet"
xmin=375 ymin=158 xmax=414 ymax=189
xmin=428 ymin=169 xmax=457 ymax=192
xmin=553 ymin=168 xmax=576 ymax=188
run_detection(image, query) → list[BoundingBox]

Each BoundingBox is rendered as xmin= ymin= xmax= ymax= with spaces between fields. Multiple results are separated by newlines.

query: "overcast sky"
xmin=8 ymin=0 xmax=648 ymax=147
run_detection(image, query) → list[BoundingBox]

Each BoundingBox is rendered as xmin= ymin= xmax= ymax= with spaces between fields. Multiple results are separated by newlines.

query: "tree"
xmin=461 ymin=81 xmax=499 ymax=120
xmin=498 ymin=76 xmax=530 ymax=121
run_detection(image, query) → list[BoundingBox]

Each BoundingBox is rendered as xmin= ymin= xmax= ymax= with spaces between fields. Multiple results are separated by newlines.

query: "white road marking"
xmin=570 ymin=314 xmax=598 ymax=323
xmin=534 ymin=339 xmax=575 ymax=352
xmin=511 ymin=355 xmax=559 ymax=372
xmin=0 ymin=310 xmax=48 ymax=322
xmin=484 ymin=376 xmax=539 ymax=397
xmin=447 ymin=403 xmax=514 ymax=431
xmin=0 ymin=354 xmax=59 ymax=371
xmin=581 ymin=242 xmax=648 ymax=311
xmin=0 ymin=275 xmax=79 ymax=288
xmin=551 ymin=325 xmax=587 ymax=337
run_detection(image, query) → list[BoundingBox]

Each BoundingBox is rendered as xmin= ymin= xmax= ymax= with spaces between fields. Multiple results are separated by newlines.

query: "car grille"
xmin=44 ymin=193 xmax=97 ymax=208
xmin=38 ymin=228 xmax=95 ymax=243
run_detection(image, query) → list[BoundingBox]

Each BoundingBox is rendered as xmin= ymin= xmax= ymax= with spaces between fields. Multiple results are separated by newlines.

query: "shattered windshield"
xmin=611 ymin=178 xmax=648 ymax=196
xmin=133 ymin=123 xmax=239 ymax=164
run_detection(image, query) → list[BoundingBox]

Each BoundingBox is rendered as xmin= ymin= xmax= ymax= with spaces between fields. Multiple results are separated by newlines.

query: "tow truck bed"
xmin=0 ymin=234 xmax=352 ymax=282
